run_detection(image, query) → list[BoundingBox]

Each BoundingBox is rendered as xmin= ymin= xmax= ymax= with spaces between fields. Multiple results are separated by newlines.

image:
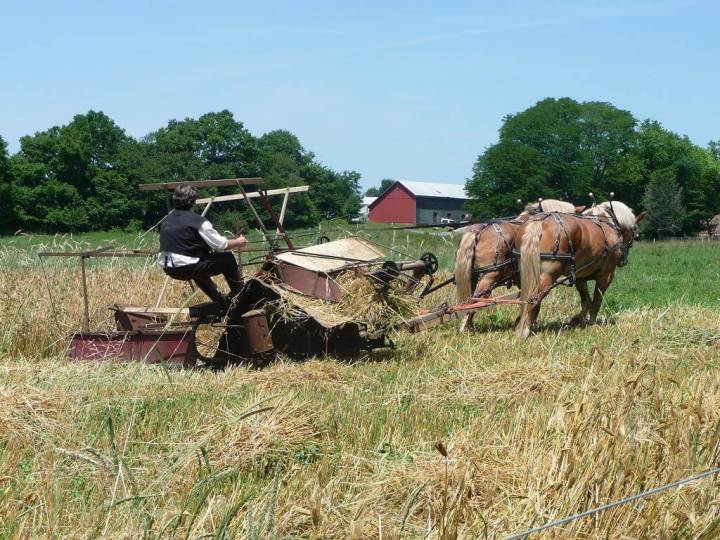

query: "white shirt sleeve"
xmin=198 ymin=220 xmax=229 ymax=251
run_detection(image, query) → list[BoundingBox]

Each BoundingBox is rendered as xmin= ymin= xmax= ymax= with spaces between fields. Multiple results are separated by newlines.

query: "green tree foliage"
xmin=137 ymin=111 xmax=259 ymax=228
xmin=144 ymin=110 xmax=257 ymax=182
xmin=364 ymin=179 xmax=395 ymax=197
xmin=708 ymin=140 xmax=720 ymax=161
xmin=0 ymin=137 xmax=16 ymax=232
xmin=467 ymin=98 xmax=720 ymax=234
xmin=467 ymin=98 xmax=639 ymax=217
xmin=10 ymin=111 xmax=142 ymax=231
xmin=642 ymin=168 xmax=686 ymax=237
xmin=257 ymin=130 xmax=360 ymax=221
xmin=255 ymin=130 xmax=317 ymax=228
xmin=6 ymin=111 xmax=362 ymax=233
xmin=635 ymin=121 xmax=720 ymax=233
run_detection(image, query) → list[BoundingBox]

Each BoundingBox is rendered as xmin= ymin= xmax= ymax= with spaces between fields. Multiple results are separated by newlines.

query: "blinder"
xmin=617 ymin=225 xmax=639 ymax=267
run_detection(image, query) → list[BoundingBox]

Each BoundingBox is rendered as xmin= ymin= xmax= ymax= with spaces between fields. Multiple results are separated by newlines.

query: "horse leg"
xmin=518 ymin=272 xmax=555 ymax=339
xmin=459 ymin=272 xmax=498 ymax=332
xmin=570 ymin=280 xmax=591 ymax=326
xmin=588 ymin=271 xmax=615 ymax=325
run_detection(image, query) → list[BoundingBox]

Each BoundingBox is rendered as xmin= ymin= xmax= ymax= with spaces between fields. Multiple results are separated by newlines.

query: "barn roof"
xmin=368 ymin=181 xmax=468 ymax=210
xmin=362 ymin=196 xmax=378 ymax=206
xmin=397 ymin=180 xmax=467 ymax=199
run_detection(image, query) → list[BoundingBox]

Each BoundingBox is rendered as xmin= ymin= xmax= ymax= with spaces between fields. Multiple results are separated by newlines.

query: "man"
xmin=158 ymin=184 xmax=248 ymax=304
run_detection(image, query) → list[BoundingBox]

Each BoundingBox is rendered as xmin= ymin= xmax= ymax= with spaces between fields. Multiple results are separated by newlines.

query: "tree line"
xmin=2 ymin=99 xmax=718 ymax=237
xmin=466 ymin=98 xmax=720 ymax=236
xmin=0 ymin=110 xmax=362 ymax=233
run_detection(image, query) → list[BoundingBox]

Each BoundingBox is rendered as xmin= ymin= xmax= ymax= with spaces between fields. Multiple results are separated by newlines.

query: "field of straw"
xmin=1 ymin=231 xmax=720 ymax=538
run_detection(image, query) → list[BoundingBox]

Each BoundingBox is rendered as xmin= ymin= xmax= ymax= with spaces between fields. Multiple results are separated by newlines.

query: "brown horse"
xmin=455 ymin=199 xmax=581 ymax=332
xmin=516 ymin=201 xmax=646 ymax=338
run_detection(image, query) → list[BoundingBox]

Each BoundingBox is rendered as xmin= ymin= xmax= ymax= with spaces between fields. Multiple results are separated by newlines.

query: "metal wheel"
xmin=371 ymin=260 xmax=400 ymax=292
xmin=420 ymin=252 xmax=439 ymax=275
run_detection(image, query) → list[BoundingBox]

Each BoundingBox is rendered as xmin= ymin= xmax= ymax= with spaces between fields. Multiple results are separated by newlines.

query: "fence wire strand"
xmin=505 ymin=466 xmax=720 ymax=539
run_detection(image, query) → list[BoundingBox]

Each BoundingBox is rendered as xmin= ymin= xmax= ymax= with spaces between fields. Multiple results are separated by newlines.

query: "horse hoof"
xmin=517 ymin=328 xmax=531 ymax=339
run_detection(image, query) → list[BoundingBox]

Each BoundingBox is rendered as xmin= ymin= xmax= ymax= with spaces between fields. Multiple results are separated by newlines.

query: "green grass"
xmin=2 ymin=230 xmax=720 ymax=537
xmin=608 ymin=240 xmax=720 ymax=310
xmin=4 ymin=225 xmax=718 ymax=310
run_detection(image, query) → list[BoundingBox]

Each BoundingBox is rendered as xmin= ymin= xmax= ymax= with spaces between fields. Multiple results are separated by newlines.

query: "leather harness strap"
xmin=471 ymin=222 xmax=517 ymax=276
xmin=467 ymin=221 xmax=520 ymax=297
xmin=465 ymin=210 xmax=634 ymax=302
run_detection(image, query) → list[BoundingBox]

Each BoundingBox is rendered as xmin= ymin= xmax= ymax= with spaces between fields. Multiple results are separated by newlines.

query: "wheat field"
xmin=1 ymin=233 xmax=720 ymax=538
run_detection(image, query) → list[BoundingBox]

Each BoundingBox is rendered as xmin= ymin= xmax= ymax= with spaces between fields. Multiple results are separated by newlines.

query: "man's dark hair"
xmin=172 ymin=184 xmax=198 ymax=210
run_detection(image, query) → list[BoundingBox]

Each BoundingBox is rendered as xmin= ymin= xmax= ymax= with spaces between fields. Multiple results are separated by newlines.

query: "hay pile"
xmin=271 ymin=270 xmax=420 ymax=331
xmin=0 ymin=384 xmax=60 ymax=446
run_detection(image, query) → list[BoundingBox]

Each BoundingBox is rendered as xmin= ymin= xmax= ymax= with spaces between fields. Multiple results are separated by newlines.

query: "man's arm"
xmin=225 ymin=236 xmax=248 ymax=250
xmin=198 ymin=221 xmax=248 ymax=251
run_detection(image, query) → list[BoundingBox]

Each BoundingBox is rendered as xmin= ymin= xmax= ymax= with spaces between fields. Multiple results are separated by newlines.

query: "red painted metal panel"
xmin=368 ymin=184 xmax=416 ymax=224
xmin=275 ymin=262 xmax=342 ymax=301
xmin=70 ymin=330 xmax=197 ymax=367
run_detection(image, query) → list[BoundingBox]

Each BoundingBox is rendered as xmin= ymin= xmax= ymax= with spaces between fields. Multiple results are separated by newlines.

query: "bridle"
xmin=605 ymin=197 xmax=639 ymax=267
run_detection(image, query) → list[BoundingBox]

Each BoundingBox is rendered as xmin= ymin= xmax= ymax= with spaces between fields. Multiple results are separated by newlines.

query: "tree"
xmin=6 ymin=110 xmax=363 ymax=233
xmin=255 ymin=130 xmax=317 ymax=228
xmin=255 ymin=130 xmax=361 ymax=225
xmin=201 ymin=127 xmax=362 ymax=229
xmin=10 ymin=111 xmax=139 ymax=231
xmin=466 ymin=98 xmax=720 ymax=233
xmin=138 ymin=111 xmax=259 ymax=229
xmin=0 ymin=136 xmax=16 ymax=231
xmin=635 ymin=121 xmax=720 ymax=233
xmin=642 ymin=168 xmax=686 ymax=237
xmin=466 ymin=98 xmax=640 ymax=217
xmin=302 ymin=163 xmax=361 ymax=220
xmin=579 ymin=101 xmax=642 ymax=206
xmin=144 ymin=110 xmax=257 ymax=182
xmin=709 ymin=140 xmax=720 ymax=161
xmin=364 ymin=179 xmax=395 ymax=197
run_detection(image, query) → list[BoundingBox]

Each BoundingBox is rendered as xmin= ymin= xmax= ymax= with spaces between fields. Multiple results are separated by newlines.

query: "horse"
xmin=455 ymin=199 xmax=582 ymax=332
xmin=515 ymin=201 xmax=646 ymax=338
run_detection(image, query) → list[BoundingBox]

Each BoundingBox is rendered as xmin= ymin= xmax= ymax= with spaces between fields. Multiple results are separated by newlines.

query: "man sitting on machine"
xmin=158 ymin=184 xmax=248 ymax=304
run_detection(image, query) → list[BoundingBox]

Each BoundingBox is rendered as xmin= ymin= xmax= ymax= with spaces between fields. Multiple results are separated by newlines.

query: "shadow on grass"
xmin=532 ymin=315 xmax=619 ymax=335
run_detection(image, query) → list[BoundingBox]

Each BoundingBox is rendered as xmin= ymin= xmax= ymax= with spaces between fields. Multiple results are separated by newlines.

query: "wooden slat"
xmin=38 ymin=250 xmax=156 ymax=258
xmin=139 ymin=177 xmax=263 ymax=191
xmin=196 ymin=185 xmax=309 ymax=205
xmin=119 ymin=306 xmax=190 ymax=315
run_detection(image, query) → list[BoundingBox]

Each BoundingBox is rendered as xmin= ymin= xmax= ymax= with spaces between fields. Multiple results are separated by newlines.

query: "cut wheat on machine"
xmin=37 ymin=178 xmax=478 ymax=367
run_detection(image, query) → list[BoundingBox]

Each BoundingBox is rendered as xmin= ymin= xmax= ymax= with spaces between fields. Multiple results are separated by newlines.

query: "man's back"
xmin=159 ymin=209 xmax=211 ymax=260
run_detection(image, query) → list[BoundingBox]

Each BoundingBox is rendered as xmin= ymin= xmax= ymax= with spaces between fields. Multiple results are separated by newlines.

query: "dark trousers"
xmin=164 ymin=252 xmax=243 ymax=303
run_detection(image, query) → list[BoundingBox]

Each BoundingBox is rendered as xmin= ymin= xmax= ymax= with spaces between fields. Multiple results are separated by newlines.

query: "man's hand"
xmin=226 ymin=235 xmax=248 ymax=251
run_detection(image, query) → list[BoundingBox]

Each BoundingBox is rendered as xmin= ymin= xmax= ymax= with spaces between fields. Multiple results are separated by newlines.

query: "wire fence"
xmin=505 ymin=466 xmax=720 ymax=539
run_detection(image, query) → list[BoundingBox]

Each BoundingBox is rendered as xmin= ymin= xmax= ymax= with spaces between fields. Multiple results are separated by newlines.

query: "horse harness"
xmin=467 ymin=220 xmax=523 ymax=295
xmin=512 ymin=212 xmax=632 ymax=290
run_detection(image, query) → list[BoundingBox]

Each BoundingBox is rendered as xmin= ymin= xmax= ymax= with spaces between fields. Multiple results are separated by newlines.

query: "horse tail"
xmin=455 ymin=231 xmax=477 ymax=303
xmin=519 ymin=221 xmax=542 ymax=302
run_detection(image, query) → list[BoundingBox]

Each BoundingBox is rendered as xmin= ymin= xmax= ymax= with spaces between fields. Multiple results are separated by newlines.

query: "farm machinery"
xmin=40 ymin=178 xmax=523 ymax=367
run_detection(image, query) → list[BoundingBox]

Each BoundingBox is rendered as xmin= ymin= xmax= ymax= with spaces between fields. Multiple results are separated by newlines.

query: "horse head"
xmin=584 ymin=201 xmax=644 ymax=266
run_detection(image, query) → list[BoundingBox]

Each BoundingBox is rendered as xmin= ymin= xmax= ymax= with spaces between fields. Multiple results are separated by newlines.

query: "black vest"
xmin=159 ymin=210 xmax=211 ymax=259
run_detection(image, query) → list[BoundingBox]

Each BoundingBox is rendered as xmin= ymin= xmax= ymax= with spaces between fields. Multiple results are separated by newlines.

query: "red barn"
xmin=368 ymin=180 xmax=469 ymax=225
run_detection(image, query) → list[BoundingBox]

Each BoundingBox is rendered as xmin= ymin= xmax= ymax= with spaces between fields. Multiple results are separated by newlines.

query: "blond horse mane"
xmin=524 ymin=199 xmax=576 ymax=214
xmin=583 ymin=201 xmax=636 ymax=230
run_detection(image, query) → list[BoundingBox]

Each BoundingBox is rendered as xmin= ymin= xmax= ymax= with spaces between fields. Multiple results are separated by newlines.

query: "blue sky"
xmin=1 ymin=0 xmax=717 ymax=190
